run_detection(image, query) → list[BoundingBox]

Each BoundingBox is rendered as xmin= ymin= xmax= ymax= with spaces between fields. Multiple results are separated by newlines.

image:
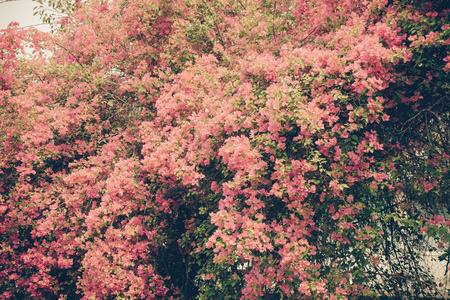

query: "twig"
xmin=298 ymin=26 xmax=317 ymax=44
xmin=54 ymin=41 xmax=84 ymax=67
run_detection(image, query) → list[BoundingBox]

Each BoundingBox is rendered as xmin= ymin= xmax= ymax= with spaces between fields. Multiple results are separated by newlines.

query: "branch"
xmin=54 ymin=42 xmax=84 ymax=67
xmin=298 ymin=26 xmax=317 ymax=44
xmin=272 ymin=2 xmax=276 ymax=40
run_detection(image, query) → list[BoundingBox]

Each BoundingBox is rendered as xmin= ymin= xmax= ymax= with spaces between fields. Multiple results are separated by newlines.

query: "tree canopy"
xmin=1 ymin=0 xmax=450 ymax=299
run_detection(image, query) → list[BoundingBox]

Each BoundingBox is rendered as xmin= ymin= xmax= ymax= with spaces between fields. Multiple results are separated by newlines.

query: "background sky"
xmin=0 ymin=0 xmax=51 ymax=31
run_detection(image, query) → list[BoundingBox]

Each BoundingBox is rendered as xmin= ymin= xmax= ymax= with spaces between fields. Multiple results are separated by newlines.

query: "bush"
xmin=1 ymin=0 xmax=449 ymax=298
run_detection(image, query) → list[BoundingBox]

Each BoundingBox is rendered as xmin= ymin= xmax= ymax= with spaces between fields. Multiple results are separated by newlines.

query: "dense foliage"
xmin=1 ymin=0 xmax=450 ymax=299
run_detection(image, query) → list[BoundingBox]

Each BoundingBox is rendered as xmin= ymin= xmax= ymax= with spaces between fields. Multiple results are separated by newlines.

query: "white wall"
xmin=0 ymin=0 xmax=50 ymax=31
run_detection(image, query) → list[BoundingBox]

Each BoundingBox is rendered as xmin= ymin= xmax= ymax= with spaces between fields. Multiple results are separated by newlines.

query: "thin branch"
xmin=395 ymin=98 xmax=443 ymax=134
xmin=202 ymin=0 xmax=226 ymax=48
xmin=236 ymin=0 xmax=246 ymax=11
xmin=54 ymin=42 xmax=84 ymax=67
xmin=272 ymin=2 xmax=276 ymax=41
xmin=99 ymin=86 xmax=127 ymax=104
xmin=298 ymin=26 xmax=317 ymax=44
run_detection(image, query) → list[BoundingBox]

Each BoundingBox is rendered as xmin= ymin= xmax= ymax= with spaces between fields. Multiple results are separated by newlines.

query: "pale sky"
xmin=0 ymin=0 xmax=51 ymax=31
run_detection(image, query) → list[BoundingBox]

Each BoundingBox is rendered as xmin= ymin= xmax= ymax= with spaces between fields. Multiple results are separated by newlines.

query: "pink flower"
xmin=423 ymin=180 xmax=434 ymax=192
xmin=298 ymin=281 xmax=311 ymax=295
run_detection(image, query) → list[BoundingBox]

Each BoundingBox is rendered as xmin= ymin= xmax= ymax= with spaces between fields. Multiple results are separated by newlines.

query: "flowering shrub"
xmin=1 ymin=0 xmax=449 ymax=299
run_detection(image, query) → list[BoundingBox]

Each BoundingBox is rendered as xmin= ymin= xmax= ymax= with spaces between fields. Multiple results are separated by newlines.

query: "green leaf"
xmin=438 ymin=227 xmax=447 ymax=238
xmin=444 ymin=235 xmax=450 ymax=244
